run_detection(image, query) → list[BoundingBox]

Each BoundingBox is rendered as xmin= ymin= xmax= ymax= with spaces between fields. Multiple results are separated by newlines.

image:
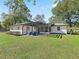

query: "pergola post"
xmin=48 ymin=26 xmax=49 ymax=32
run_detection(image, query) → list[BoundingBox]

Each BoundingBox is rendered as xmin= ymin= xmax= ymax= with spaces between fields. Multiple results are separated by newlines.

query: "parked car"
xmin=29 ymin=31 xmax=39 ymax=36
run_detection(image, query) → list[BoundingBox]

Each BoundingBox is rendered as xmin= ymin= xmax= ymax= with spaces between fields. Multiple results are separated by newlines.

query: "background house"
xmin=10 ymin=22 xmax=49 ymax=35
xmin=10 ymin=22 xmax=68 ymax=35
xmin=50 ymin=23 xmax=68 ymax=34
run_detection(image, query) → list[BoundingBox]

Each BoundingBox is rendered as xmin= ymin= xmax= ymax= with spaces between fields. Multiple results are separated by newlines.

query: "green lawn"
xmin=0 ymin=33 xmax=79 ymax=59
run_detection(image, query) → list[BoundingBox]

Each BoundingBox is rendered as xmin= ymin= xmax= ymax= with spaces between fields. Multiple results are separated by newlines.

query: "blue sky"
xmin=0 ymin=0 xmax=56 ymax=22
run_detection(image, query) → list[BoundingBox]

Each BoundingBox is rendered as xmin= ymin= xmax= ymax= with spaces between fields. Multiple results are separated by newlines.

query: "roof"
xmin=54 ymin=23 xmax=68 ymax=26
xmin=11 ymin=22 xmax=47 ymax=27
xmin=10 ymin=22 xmax=68 ymax=27
xmin=51 ymin=23 xmax=68 ymax=26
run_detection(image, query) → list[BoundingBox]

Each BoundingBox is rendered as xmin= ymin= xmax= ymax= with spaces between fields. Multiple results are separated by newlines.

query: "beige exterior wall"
xmin=51 ymin=26 xmax=67 ymax=34
xmin=10 ymin=25 xmax=38 ymax=35
xmin=22 ymin=26 xmax=32 ymax=34
xmin=22 ymin=25 xmax=38 ymax=34
xmin=10 ymin=25 xmax=23 ymax=34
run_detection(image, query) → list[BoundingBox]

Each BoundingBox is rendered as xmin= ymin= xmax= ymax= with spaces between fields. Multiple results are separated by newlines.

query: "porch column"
xmin=38 ymin=26 xmax=40 ymax=33
xmin=32 ymin=26 xmax=33 ymax=32
xmin=22 ymin=25 xmax=23 ymax=34
xmin=48 ymin=26 xmax=50 ymax=32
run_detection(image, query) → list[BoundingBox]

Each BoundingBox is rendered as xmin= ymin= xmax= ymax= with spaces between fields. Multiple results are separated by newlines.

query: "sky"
xmin=0 ymin=0 xmax=56 ymax=22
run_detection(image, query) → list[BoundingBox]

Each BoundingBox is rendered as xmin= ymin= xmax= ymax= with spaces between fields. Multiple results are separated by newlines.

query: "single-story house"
xmin=50 ymin=23 xmax=68 ymax=34
xmin=10 ymin=22 xmax=68 ymax=35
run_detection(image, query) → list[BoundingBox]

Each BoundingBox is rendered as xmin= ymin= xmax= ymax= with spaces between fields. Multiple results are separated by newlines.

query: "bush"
xmin=72 ymin=30 xmax=79 ymax=35
xmin=67 ymin=29 xmax=74 ymax=34
xmin=67 ymin=28 xmax=79 ymax=35
xmin=7 ymin=31 xmax=22 ymax=36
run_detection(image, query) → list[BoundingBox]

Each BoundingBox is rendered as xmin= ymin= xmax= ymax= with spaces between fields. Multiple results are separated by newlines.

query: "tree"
xmin=1 ymin=13 xmax=12 ymax=29
xmin=48 ymin=16 xmax=53 ymax=23
xmin=33 ymin=14 xmax=45 ymax=23
xmin=51 ymin=0 xmax=79 ymax=27
xmin=5 ymin=0 xmax=31 ymax=22
xmin=2 ymin=0 xmax=33 ymax=29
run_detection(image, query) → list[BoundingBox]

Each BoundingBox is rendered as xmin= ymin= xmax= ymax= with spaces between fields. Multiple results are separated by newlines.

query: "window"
xmin=57 ymin=27 xmax=60 ymax=31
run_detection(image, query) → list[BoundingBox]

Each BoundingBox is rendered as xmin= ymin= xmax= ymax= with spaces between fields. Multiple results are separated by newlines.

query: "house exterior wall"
xmin=10 ymin=25 xmax=38 ymax=35
xmin=22 ymin=26 xmax=27 ymax=34
xmin=22 ymin=26 xmax=38 ymax=34
xmin=51 ymin=26 xmax=67 ymax=34
xmin=32 ymin=26 xmax=38 ymax=32
xmin=22 ymin=26 xmax=32 ymax=34
xmin=10 ymin=25 xmax=23 ymax=34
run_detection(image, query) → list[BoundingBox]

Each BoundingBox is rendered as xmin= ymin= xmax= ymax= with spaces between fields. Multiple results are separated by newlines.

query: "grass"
xmin=0 ymin=33 xmax=79 ymax=59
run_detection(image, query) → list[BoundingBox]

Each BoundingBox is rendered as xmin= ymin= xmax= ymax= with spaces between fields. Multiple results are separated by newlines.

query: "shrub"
xmin=72 ymin=30 xmax=79 ymax=35
xmin=67 ymin=28 xmax=79 ymax=35
xmin=67 ymin=29 xmax=74 ymax=34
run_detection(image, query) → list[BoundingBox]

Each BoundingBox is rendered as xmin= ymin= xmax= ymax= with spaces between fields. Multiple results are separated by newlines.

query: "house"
xmin=10 ymin=22 xmax=49 ymax=35
xmin=50 ymin=23 xmax=68 ymax=34
xmin=10 ymin=22 xmax=68 ymax=35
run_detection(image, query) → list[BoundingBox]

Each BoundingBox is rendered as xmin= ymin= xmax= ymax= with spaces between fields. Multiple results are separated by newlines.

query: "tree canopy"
xmin=51 ymin=0 xmax=79 ymax=27
xmin=33 ymin=14 xmax=45 ymax=23
xmin=2 ymin=0 xmax=33 ymax=29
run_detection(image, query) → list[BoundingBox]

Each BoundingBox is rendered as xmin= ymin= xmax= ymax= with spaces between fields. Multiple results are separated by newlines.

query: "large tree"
xmin=33 ymin=14 xmax=45 ymax=23
xmin=1 ymin=13 xmax=14 ymax=29
xmin=51 ymin=0 xmax=79 ymax=27
xmin=4 ymin=0 xmax=31 ymax=23
xmin=2 ymin=0 xmax=34 ymax=29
